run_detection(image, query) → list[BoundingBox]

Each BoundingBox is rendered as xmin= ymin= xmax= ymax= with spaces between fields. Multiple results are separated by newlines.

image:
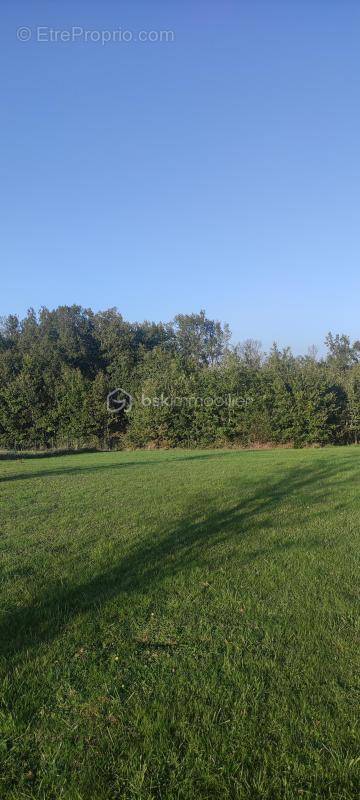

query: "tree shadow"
xmin=0 ymin=448 xmax=98 ymax=462
xmin=0 ymin=451 xmax=231 ymax=483
xmin=1 ymin=453 xmax=357 ymax=663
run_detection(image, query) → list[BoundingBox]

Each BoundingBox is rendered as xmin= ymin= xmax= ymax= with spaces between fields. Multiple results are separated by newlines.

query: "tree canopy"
xmin=0 ymin=306 xmax=357 ymax=450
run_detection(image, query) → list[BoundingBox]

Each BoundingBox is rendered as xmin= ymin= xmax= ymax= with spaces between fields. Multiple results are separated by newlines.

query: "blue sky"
xmin=1 ymin=1 xmax=359 ymax=353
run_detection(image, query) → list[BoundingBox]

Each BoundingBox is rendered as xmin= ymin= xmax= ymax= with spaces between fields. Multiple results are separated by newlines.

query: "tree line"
xmin=1 ymin=305 xmax=360 ymax=450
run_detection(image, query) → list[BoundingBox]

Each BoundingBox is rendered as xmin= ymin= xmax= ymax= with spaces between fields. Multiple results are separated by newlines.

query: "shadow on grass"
xmin=1 ymin=455 xmax=358 ymax=661
xmin=0 ymin=451 xmax=231 ymax=483
xmin=0 ymin=447 xmax=100 ymax=462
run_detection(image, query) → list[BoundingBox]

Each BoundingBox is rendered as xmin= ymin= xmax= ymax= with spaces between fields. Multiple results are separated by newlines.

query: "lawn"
xmin=0 ymin=447 xmax=359 ymax=799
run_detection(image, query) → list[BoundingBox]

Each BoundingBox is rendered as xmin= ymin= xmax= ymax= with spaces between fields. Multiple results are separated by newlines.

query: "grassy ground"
xmin=0 ymin=447 xmax=359 ymax=799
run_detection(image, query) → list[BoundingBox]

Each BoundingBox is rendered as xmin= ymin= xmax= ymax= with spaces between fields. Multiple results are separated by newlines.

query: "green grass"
xmin=0 ymin=447 xmax=359 ymax=799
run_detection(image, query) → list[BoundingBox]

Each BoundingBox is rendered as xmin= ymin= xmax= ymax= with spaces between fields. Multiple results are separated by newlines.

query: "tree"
xmin=52 ymin=367 xmax=89 ymax=448
xmin=173 ymin=310 xmax=231 ymax=367
xmin=345 ymin=366 xmax=360 ymax=444
xmin=325 ymin=332 xmax=360 ymax=372
xmin=0 ymin=304 xmax=359 ymax=450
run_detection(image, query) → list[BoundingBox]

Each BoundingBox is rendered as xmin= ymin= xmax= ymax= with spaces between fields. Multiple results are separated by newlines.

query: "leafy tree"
xmin=0 ymin=305 xmax=359 ymax=451
xmin=52 ymin=367 xmax=89 ymax=448
xmin=173 ymin=310 xmax=230 ymax=367
xmin=345 ymin=366 xmax=360 ymax=444
xmin=325 ymin=332 xmax=360 ymax=372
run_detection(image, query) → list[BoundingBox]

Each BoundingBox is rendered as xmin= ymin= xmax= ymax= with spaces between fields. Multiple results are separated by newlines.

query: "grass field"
xmin=0 ymin=447 xmax=359 ymax=799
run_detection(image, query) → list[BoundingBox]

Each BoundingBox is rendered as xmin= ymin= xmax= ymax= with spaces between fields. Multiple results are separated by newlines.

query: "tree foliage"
xmin=0 ymin=305 xmax=357 ymax=449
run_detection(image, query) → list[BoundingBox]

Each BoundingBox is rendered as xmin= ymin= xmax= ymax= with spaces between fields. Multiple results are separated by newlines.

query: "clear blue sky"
xmin=2 ymin=1 xmax=359 ymax=353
